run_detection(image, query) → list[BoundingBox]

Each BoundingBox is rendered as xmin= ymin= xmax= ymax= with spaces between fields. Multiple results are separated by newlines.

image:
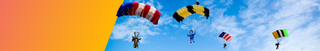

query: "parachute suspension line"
xmin=191 ymin=14 xmax=197 ymax=30
xmin=184 ymin=16 xmax=189 ymax=30
xmin=139 ymin=9 xmax=145 ymax=32
xmin=190 ymin=14 xmax=194 ymax=30
xmin=191 ymin=14 xmax=199 ymax=30
xmin=139 ymin=15 xmax=142 ymax=32
xmin=126 ymin=7 xmax=130 ymax=20
xmin=120 ymin=7 xmax=130 ymax=24
xmin=136 ymin=16 xmax=139 ymax=32
xmin=125 ymin=7 xmax=134 ymax=32
xmin=120 ymin=8 xmax=126 ymax=23
xmin=121 ymin=17 xmax=125 ymax=23
xmin=189 ymin=16 xmax=192 ymax=30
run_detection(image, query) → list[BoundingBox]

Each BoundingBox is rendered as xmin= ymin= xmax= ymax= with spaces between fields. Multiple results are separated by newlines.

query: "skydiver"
xmin=132 ymin=31 xmax=141 ymax=49
xmin=275 ymin=42 xmax=280 ymax=49
xmin=223 ymin=43 xmax=227 ymax=49
xmin=187 ymin=30 xmax=196 ymax=44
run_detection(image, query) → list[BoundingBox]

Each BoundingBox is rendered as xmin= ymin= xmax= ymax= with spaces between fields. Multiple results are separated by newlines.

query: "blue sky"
xmin=106 ymin=0 xmax=320 ymax=51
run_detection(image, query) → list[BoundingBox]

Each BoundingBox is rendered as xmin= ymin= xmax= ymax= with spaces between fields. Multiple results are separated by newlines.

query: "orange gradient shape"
xmin=0 ymin=0 xmax=123 ymax=51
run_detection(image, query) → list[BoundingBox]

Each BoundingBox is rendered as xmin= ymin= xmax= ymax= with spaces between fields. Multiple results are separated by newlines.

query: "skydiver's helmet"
xmin=189 ymin=30 xmax=194 ymax=34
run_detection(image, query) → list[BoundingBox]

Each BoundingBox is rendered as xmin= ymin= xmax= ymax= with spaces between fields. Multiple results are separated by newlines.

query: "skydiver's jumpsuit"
xmin=187 ymin=32 xmax=196 ymax=43
xmin=223 ymin=43 xmax=227 ymax=49
xmin=132 ymin=35 xmax=141 ymax=48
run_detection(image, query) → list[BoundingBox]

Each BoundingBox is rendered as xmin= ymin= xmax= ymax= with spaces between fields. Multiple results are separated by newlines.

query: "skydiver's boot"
xmin=193 ymin=40 xmax=195 ymax=43
xmin=133 ymin=45 xmax=136 ymax=48
xmin=137 ymin=45 xmax=139 ymax=49
xmin=193 ymin=40 xmax=195 ymax=44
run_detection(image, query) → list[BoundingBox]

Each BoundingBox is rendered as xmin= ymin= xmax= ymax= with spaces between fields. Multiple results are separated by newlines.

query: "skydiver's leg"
xmin=193 ymin=40 xmax=195 ymax=43
xmin=134 ymin=43 xmax=138 ymax=48
xmin=137 ymin=45 xmax=139 ymax=49
xmin=190 ymin=38 xmax=194 ymax=43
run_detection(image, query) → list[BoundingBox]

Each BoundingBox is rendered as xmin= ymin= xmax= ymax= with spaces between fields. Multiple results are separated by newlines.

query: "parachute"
xmin=219 ymin=32 xmax=232 ymax=42
xmin=272 ymin=29 xmax=289 ymax=40
xmin=172 ymin=4 xmax=209 ymax=23
xmin=116 ymin=2 xmax=161 ymax=25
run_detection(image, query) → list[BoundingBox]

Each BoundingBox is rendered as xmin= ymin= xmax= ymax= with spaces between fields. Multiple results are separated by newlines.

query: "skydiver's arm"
xmin=132 ymin=38 xmax=134 ymax=42
xmin=138 ymin=38 xmax=141 ymax=40
xmin=132 ymin=36 xmax=135 ymax=42
xmin=187 ymin=34 xmax=189 ymax=37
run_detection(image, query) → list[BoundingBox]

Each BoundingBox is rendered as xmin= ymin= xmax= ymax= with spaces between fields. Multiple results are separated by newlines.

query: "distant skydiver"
xmin=187 ymin=30 xmax=196 ymax=44
xmin=219 ymin=32 xmax=232 ymax=49
xmin=132 ymin=31 xmax=141 ymax=48
xmin=275 ymin=42 xmax=280 ymax=49
xmin=272 ymin=29 xmax=289 ymax=50
xmin=223 ymin=43 xmax=227 ymax=49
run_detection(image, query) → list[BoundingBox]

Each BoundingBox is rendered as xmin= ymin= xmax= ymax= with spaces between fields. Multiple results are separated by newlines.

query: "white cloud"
xmin=220 ymin=0 xmax=225 ymax=3
xmin=157 ymin=13 xmax=180 ymax=28
xmin=239 ymin=0 xmax=270 ymax=25
xmin=171 ymin=24 xmax=179 ymax=28
xmin=156 ymin=1 xmax=163 ymax=10
xmin=146 ymin=2 xmax=155 ymax=7
xmin=157 ymin=14 xmax=173 ymax=25
xmin=111 ymin=18 xmax=160 ymax=43
xmin=171 ymin=37 xmax=176 ymax=40
xmin=180 ymin=25 xmax=190 ymax=30
xmin=219 ymin=0 xmax=233 ymax=6
xmin=128 ymin=0 xmax=146 ymax=3
xmin=203 ymin=0 xmax=215 ymax=5
xmin=145 ymin=0 xmax=163 ymax=10
xmin=153 ymin=28 xmax=161 ymax=31
xmin=206 ymin=4 xmax=216 ymax=10
xmin=149 ymin=0 xmax=154 ymax=3
xmin=318 ymin=7 xmax=320 ymax=11
xmin=225 ymin=0 xmax=233 ymax=6
xmin=163 ymin=33 xmax=167 ymax=35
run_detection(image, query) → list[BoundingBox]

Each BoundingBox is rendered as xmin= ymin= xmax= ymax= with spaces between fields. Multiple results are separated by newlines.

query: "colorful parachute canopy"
xmin=272 ymin=29 xmax=289 ymax=39
xmin=219 ymin=32 xmax=232 ymax=42
xmin=116 ymin=2 xmax=161 ymax=25
xmin=172 ymin=5 xmax=210 ymax=23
